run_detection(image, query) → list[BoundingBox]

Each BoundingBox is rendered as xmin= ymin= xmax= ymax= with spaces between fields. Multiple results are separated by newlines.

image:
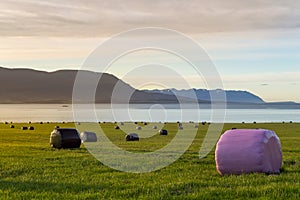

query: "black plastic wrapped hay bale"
xmin=21 ymin=126 xmax=28 ymax=130
xmin=136 ymin=126 xmax=142 ymax=130
xmin=50 ymin=128 xmax=81 ymax=149
xmin=125 ymin=133 xmax=139 ymax=141
xmin=29 ymin=126 xmax=34 ymax=130
xmin=115 ymin=126 xmax=120 ymax=130
xmin=153 ymin=125 xmax=157 ymax=129
xmin=80 ymin=131 xmax=97 ymax=142
xmin=159 ymin=129 xmax=168 ymax=135
xmin=10 ymin=125 xmax=15 ymax=128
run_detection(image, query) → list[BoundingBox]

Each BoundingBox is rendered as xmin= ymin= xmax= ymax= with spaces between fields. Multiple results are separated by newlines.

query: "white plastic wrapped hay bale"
xmin=80 ymin=131 xmax=97 ymax=142
xmin=215 ymin=129 xmax=282 ymax=175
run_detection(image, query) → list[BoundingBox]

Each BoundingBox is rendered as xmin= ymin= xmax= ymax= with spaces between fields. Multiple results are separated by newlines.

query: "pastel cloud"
xmin=0 ymin=0 xmax=299 ymax=37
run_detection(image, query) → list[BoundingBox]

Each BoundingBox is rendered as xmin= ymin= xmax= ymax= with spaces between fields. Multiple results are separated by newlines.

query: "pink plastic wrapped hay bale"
xmin=215 ymin=129 xmax=282 ymax=175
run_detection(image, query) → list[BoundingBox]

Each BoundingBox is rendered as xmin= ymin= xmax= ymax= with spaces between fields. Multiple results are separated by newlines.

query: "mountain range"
xmin=0 ymin=67 xmax=299 ymax=108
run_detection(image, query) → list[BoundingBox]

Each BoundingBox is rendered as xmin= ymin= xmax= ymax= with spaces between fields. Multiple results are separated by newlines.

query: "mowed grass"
xmin=0 ymin=122 xmax=299 ymax=199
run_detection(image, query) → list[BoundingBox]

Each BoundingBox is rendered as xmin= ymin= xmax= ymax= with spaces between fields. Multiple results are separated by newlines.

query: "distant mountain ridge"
xmin=144 ymin=89 xmax=265 ymax=104
xmin=0 ymin=67 xmax=299 ymax=109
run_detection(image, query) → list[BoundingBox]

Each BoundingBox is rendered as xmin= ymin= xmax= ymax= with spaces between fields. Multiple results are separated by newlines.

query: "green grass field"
xmin=0 ymin=122 xmax=299 ymax=199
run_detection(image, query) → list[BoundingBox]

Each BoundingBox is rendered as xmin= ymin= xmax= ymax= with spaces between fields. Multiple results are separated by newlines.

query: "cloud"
xmin=0 ymin=0 xmax=299 ymax=37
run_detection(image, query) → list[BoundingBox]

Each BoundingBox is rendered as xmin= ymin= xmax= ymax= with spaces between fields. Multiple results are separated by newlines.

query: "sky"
xmin=0 ymin=0 xmax=299 ymax=102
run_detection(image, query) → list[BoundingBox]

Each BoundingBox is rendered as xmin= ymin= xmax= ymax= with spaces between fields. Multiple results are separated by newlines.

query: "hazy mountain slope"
xmin=0 ymin=67 xmax=179 ymax=103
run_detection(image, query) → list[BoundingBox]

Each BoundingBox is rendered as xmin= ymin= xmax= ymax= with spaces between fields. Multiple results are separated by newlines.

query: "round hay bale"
xmin=134 ymin=122 xmax=138 ymax=124
xmin=29 ymin=126 xmax=34 ymax=130
xmin=215 ymin=129 xmax=282 ymax=175
xmin=21 ymin=126 xmax=28 ymax=130
xmin=80 ymin=131 xmax=97 ymax=142
xmin=152 ymin=125 xmax=157 ymax=129
xmin=120 ymin=122 xmax=124 ymax=126
xmin=50 ymin=128 xmax=81 ymax=149
xmin=136 ymin=126 xmax=142 ymax=130
xmin=179 ymin=126 xmax=183 ymax=130
xmin=194 ymin=125 xmax=199 ymax=128
xmin=290 ymin=121 xmax=293 ymax=123
xmin=28 ymin=121 xmax=31 ymax=124
xmin=10 ymin=125 xmax=15 ymax=128
xmin=159 ymin=129 xmax=168 ymax=135
xmin=115 ymin=126 xmax=120 ymax=130
xmin=4 ymin=122 xmax=8 ymax=124
xmin=143 ymin=122 xmax=148 ymax=125
xmin=202 ymin=121 xmax=206 ymax=125
xmin=40 ymin=122 xmax=43 ymax=124
xmin=54 ymin=126 xmax=60 ymax=129
xmin=125 ymin=133 xmax=139 ymax=141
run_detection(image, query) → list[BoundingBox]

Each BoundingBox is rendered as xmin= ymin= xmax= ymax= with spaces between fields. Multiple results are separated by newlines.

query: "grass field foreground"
xmin=0 ymin=122 xmax=299 ymax=199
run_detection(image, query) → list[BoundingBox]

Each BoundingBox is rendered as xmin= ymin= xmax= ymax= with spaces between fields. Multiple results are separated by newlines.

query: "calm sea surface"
xmin=0 ymin=104 xmax=299 ymax=123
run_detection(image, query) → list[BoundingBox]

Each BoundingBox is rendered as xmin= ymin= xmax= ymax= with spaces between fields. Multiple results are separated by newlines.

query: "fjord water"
xmin=0 ymin=104 xmax=300 ymax=123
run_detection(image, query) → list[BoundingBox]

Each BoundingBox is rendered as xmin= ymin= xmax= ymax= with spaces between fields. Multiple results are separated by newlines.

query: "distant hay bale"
xmin=125 ymin=133 xmax=139 ymax=141
xmin=159 ymin=129 xmax=168 ymax=135
xmin=50 ymin=128 xmax=81 ymax=149
xmin=215 ymin=129 xmax=282 ymax=175
xmin=10 ymin=125 xmax=15 ymax=128
xmin=194 ymin=125 xmax=199 ymax=128
xmin=136 ymin=126 xmax=142 ymax=130
xmin=54 ymin=126 xmax=60 ymax=129
xmin=179 ymin=126 xmax=183 ymax=130
xmin=115 ymin=126 xmax=120 ymax=130
xmin=76 ymin=122 xmax=81 ymax=125
xmin=134 ymin=122 xmax=138 ymax=124
xmin=290 ymin=121 xmax=293 ymax=123
xmin=202 ymin=122 xmax=206 ymax=125
xmin=143 ymin=122 xmax=148 ymax=125
xmin=4 ymin=122 xmax=8 ymax=124
xmin=40 ymin=122 xmax=43 ymax=124
xmin=152 ymin=125 xmax=157 ymax=129
xmin=120 ymin=122 xmax=124 ymax=126
xmin=28 ymin=121 xmax=31 ymax=124
xmin=253 ymin=121 xmax=257 ymax=124
xmin=29 ymin=126 xmax=34 ymax=130
xmin=80 ymin=131 xmax=97 ymax=142
xmin=21 ymin=126 xmax=28 ymax=130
